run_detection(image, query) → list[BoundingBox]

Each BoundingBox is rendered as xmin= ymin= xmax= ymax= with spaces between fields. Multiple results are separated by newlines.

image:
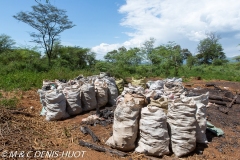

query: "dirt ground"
xmin=0 ymin=78 xmax=240 ymax=160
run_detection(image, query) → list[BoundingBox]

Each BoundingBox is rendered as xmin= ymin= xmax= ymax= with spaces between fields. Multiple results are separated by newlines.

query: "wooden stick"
xmin=79 ymin=140 xmax=128 ymax=157
xmin=209 ymin=95 xmax=232 ymax=102
xmin=80 ymin=126 xmax=100 ymax=142
xmin=205 ymin=83 xmax=216 ymax=87
xmin=228 ymin=95 xmax=238 ymax=108
xmin=209 ymin=100 xmax=227 ymax=106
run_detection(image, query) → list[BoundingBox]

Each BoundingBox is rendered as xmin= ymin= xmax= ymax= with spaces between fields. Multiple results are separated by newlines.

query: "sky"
xmin=1 ymin=0 xmax=240 ymax=59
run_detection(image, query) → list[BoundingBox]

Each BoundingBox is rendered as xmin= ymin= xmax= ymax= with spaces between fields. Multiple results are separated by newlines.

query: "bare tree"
xmin=13 ymin=4 xmax=75 ymax=66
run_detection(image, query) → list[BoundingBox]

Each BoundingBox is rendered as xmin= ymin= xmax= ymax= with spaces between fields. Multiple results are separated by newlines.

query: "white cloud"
xmin=92 ymin=0 xmax=240 ymax=59
xmin=91 ymin=43 xmax=121 ymax=59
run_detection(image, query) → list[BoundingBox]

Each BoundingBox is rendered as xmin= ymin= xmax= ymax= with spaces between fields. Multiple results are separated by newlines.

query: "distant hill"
xmin=226 ymin=57 xmax=237 ymax=63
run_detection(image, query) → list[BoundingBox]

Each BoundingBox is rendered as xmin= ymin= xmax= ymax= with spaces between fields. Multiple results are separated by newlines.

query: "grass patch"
xmin=0 ymin=97 xmax=18 ymax=109
xmin=0 ymin=64 xmax=239 ymax=91
xmin=0 ymin=68 xmax=98 ymax=91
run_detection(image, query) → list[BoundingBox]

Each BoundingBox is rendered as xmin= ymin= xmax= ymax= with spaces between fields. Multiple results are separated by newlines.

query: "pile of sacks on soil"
xmin=37 ymin=72 xmax=120 ymax=121
xmin=106 ymin=78 xmax=209 ymax=157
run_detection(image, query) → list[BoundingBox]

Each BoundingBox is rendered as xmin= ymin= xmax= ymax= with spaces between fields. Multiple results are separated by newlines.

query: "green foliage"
xmin=187 ymin=55 xmax=197 ymax=69
xmin=196 ymin=32 xmax=226 ymax=64
xmin=103 ymin=47 xmax=142 ymax=77
xmin=0 ymin=68 xmax=96 ymax=91
xmin=212 ymin=59 xmax=228 ymax=66
xmin=0 ymin=48 xmax=44 ymax=74
xmin=180 ymin=63 xmax=240 ymax=81
xmin=150 ymin=42 xmax=184 ymax=76
xmin=52 ymin=46 xmax=96 ymax=70
xmin=0 ymin=33 xmax=239 ymax=91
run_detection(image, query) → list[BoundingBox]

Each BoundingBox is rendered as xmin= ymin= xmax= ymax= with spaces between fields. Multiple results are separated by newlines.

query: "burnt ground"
xmin=0 ymin=79 xmax=240 ymax=160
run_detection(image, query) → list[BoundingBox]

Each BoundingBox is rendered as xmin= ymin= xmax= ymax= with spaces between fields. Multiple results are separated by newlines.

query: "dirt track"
xmin=0 ymin=79 xmax=240 ymax=160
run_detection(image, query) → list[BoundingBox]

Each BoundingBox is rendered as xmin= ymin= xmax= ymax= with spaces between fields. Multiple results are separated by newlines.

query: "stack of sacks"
xmin=38 ymin=74 xmax=119 ymax=121
xmin=135 ymin=97 xmax=170 ymax=156
xmin=106 ymin=93 xmax=147 ymax=151
xmin=105 ymin=77 xmax=210 ymax=158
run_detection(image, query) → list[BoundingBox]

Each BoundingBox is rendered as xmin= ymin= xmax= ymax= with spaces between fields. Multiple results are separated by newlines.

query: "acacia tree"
xmin=196 ymin=32 xmax=226 ymax=65
xmin=13 ymin=4 xmax=75 ymax=66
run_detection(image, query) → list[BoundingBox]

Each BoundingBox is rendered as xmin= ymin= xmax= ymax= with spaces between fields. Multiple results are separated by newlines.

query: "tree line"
xmin=0 ymin=3 xmax=239 ymax=78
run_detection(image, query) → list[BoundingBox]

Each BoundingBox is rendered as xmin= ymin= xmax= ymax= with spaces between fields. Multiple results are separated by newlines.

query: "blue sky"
xmin=1 ymin=0 xmax=240 ymax=59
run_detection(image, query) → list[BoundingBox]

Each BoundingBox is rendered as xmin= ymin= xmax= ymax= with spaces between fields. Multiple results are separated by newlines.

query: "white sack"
xmin=99 ymin=72 xmax=108 ymax=78
xmin=55 ymin=80 xmax=68 ymax=90
xmin=38 ymin=89 xmax=47 ymax=116
xmin=163 ymin=82 xmax=184 ymax=97
xmin=63 ymin=87 xmax=82 ymax=116
xmin=81 ymin=83 xmax=97 ymax=111
xmin=135 ymin=99 xmax=170 ymax=156
xmin=42 ymin=80 xmax=57 ymax=87
xmin=167 ymin=96 xmax=197 ymax=157
xmin=106 ymin=94 xmax=146 ymax=151
xmin=121 ymin=84 xmax=145 ymax=96
xmin=144 ymin=89 xmax=163 ymax=99
xmin=149 ymin=80 xmax=164 ymax=90
xmin=87 ymin=75 xmax=99 ymax=84
xmin=146 ymin=80 xmax=153 ymax=88
xmin=187 ymin=92 xmax=209 ymax=143
xmin=45 ymin=89 xmax=69 ymax=121
xmin=103 ymin=77 xmax=118 ymax=106
xmin=165 ymin=77 xmax=182 ymax=83
xmin=95 ymin=80 xmax=108 ymax=108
